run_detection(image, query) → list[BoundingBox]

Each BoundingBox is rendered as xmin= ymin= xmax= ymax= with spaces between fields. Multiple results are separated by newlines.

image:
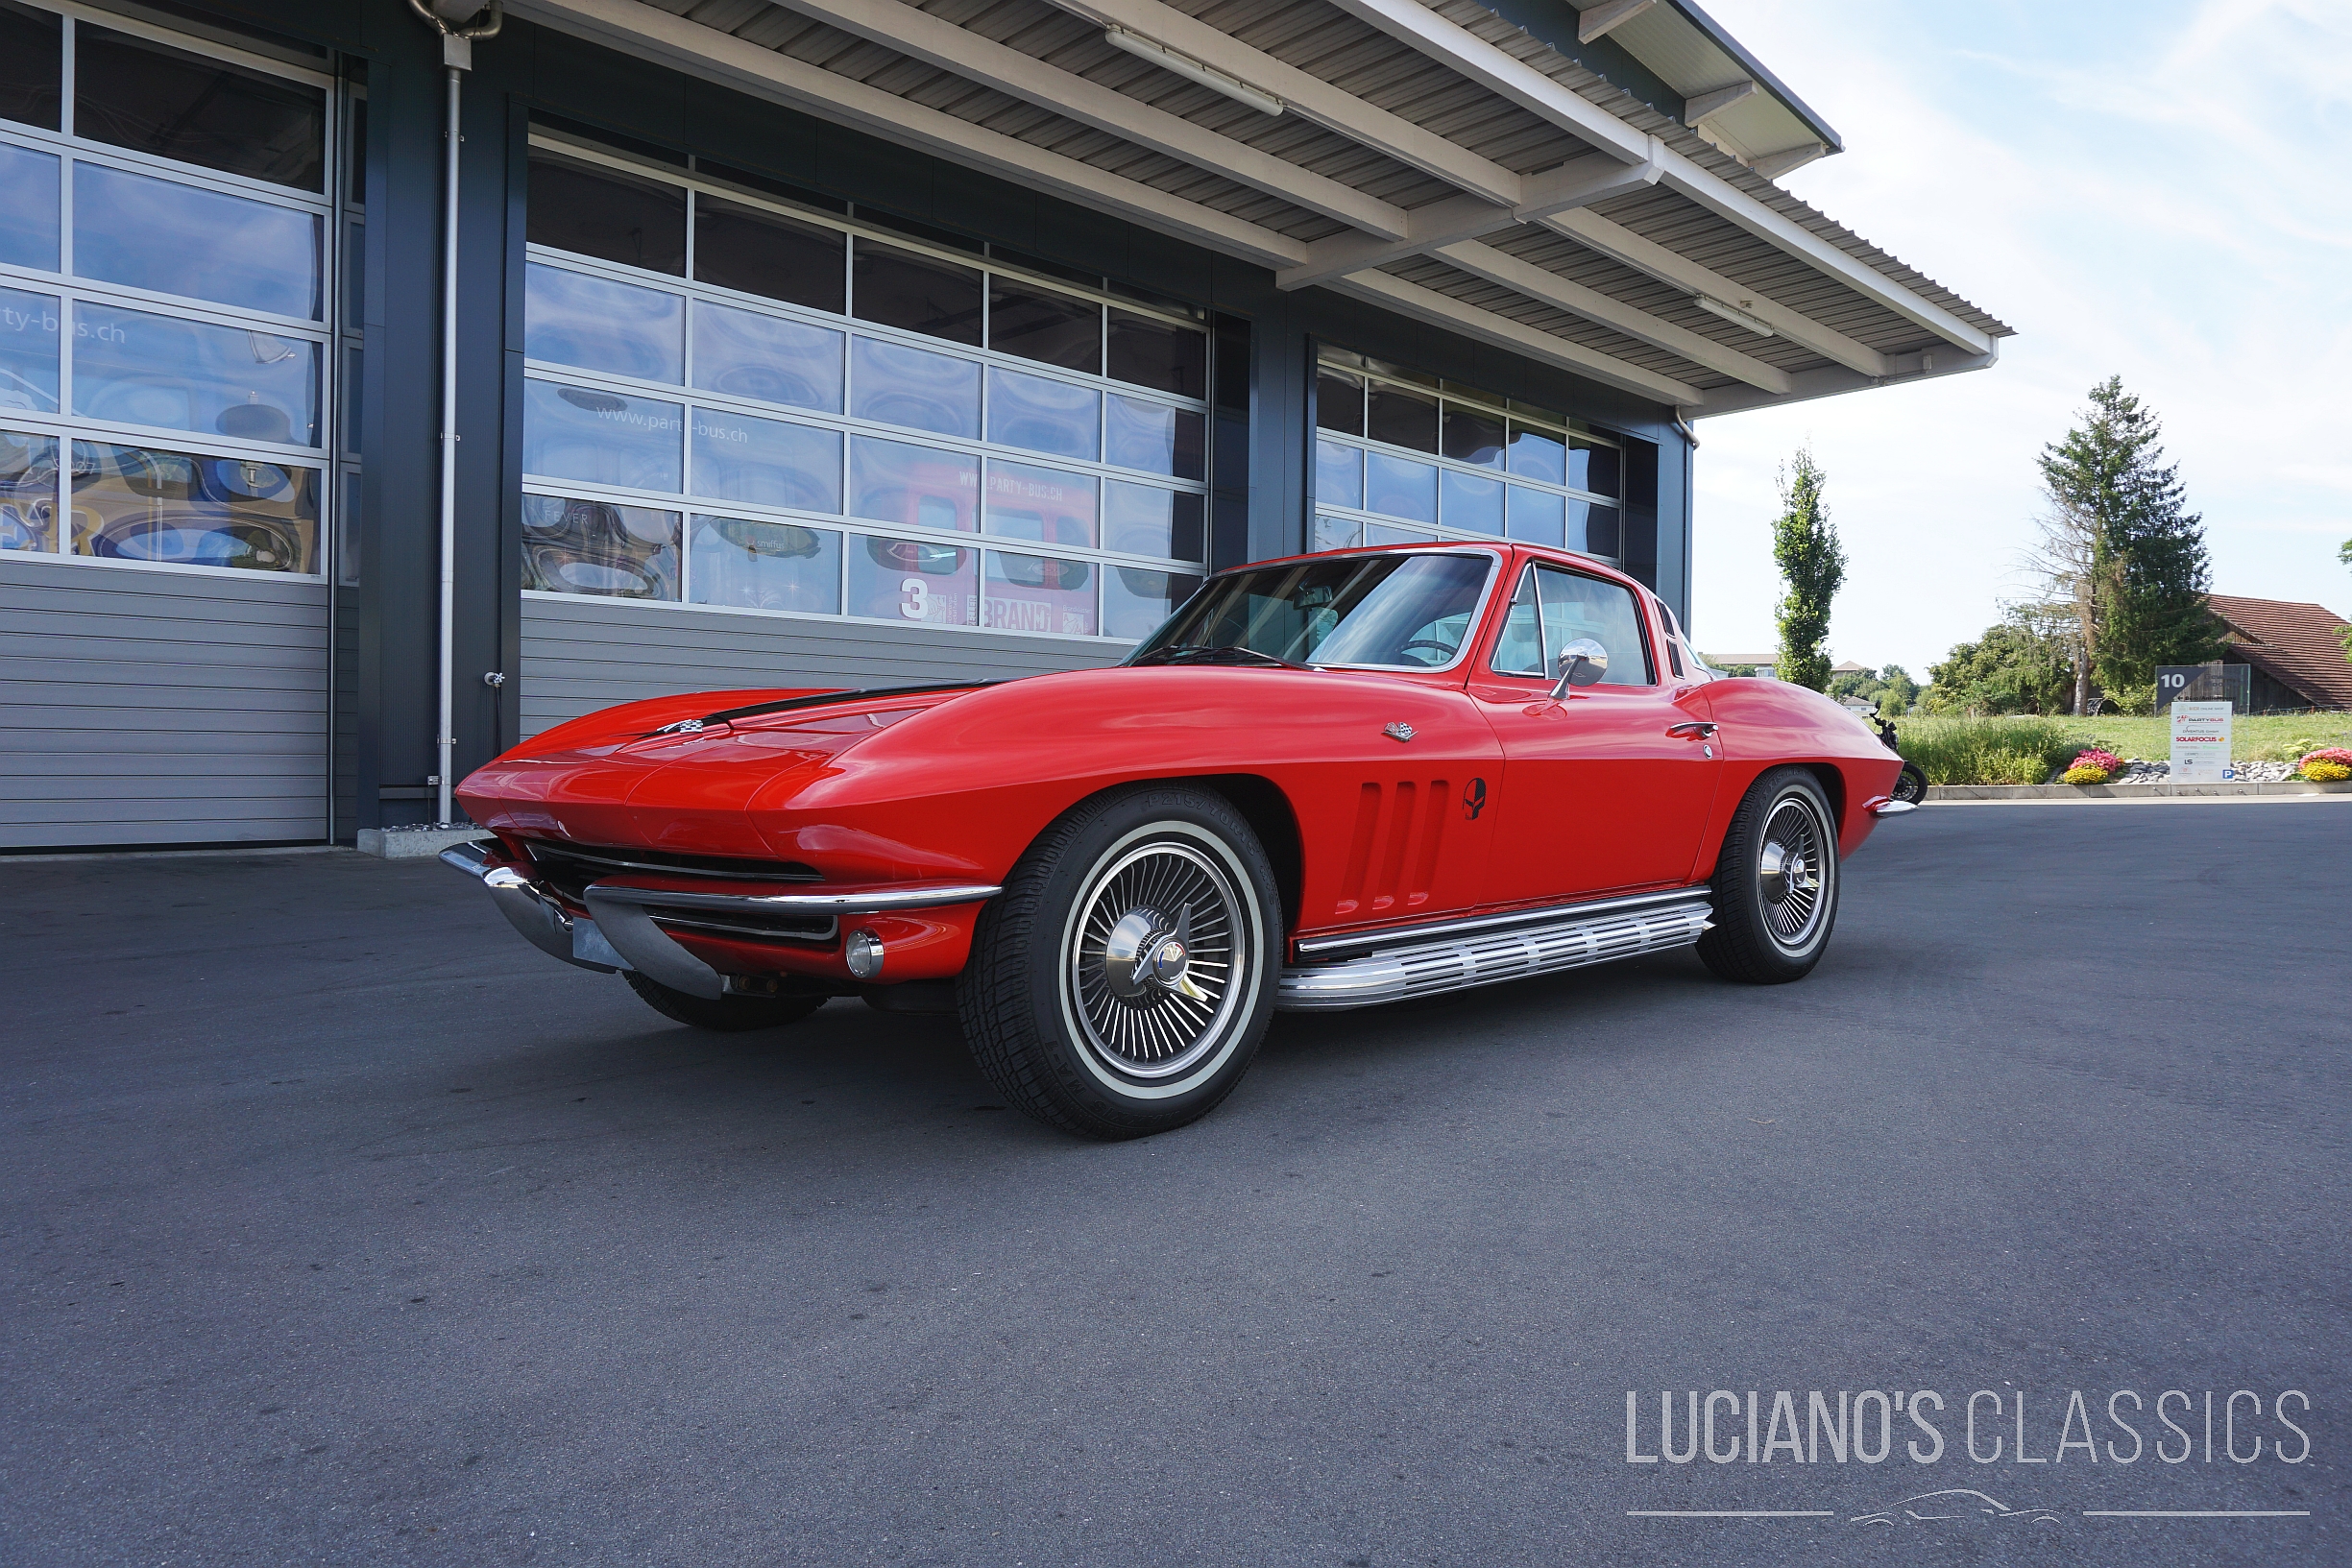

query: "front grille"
xmin=648 ymin=909 xmax=838 ymax=946
xmin=521 ymin=840 xmax=821 ymax=904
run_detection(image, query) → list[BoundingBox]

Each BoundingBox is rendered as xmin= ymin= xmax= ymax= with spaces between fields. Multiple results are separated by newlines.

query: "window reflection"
xmin=0 ymin=2 xmax=61 ymax=132
xmin=521 ymin=494 xmax=678 ymax=599
xmin=74 ymin=163 xmax=322 ymax=320
xmin=74 ymin=302 xmax=318 ymax=446
xmin=0 ymin=142 xmax=58 ymax=273
xmin=1366 ymin=383 xmax=1437 ymax=451
xmin=1364 ymin=452 xmax=1436 ymax=524
xmin=849 ymin=435 xmax=975 ymax=532
xmin=693 ymin=196 xmax=844 ymax=314
xmin=1315 ymin=369 xmax=1364 ymax=435
xmin=1312 ymin=513 xmax=1359 ymax=552
xmin=1 ymin=426 xmax=58 ymax=552
xmin=1569 ymin=437 xmax=1620 ymax=498
xmin=986 ymin=366 xmax=1098 ymax=460
xmin=985 ymin=550 xmax=1095 ymax=637
xmin=1107 ymin=309 xmax=1204 ymax=397
xmin=526 ymin=150 xmax=685 ymax=274
xmin=852 ymin=239 xmax=981 ymax=345
xmin=1580 ymin=501 xmax=1622 ymax=558
xmin=690 ymin=514 xmax=840 ymax=614
xmin=1103 ymin=565 xmax=1199 ymax=639
xmin=1104 ymin=394 xmax=1200 ymax=479
xmin=1314 ymin=438 xmax=1360 ymax=511
xmin=1103 ymin=481 xmax=1202 ymax=562
xmin=0 ymin=284 xmax=59 ymax=414
xmin=990 ymin=280 xmax=1099 ymax=372
xmin=70 ymin=438 xmax=317 ymax=572
xmin=985 ymin=460 xmax=1096 ymax=548
xmin=1441 ymin=469 xmax=1503 ymax=536
xmin=75 ymin=25 xmax=326 ymax=190
xmin=849 ymin=336 xmax=979 ymax=438
xmin=524 ymin=262 xmax=683 ymax=382
xmin=690 ymin=407 xmax=840 ymax=514
xmin=1506 ymin=486 xmax=1565 ymax=546
xmin=691 ymin=302 xmax=839 ymax=411
xmin=846 ymin=533 xmax=976 ymax=625
xmin=1442 ymin=405 xmax=1504 ymax=468
xmin=521 ymin=381 xmax=681 ymax=491
xmin=1507 ymin=422 xmax=1564 ymax=484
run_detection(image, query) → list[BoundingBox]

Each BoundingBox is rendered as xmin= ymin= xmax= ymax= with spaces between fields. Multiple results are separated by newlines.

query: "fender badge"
xmin=1463 ymin=777 xmax=1487 ymax=819
xmin=1383 ymin=721 xmax=1416 ymax=742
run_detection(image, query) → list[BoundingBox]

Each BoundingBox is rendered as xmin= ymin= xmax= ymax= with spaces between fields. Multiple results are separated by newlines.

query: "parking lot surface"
xmin=4 ymin=800 xmax=2346 ymax=1566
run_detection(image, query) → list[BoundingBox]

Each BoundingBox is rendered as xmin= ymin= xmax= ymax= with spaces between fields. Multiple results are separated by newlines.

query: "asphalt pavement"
xmin=3 ymin=799 xmax=2346 ymax=1567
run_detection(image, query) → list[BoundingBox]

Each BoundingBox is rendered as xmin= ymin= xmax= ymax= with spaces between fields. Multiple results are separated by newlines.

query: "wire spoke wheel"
xmin=1065 ymin=839 xmax=1247 ymax=1081
xmin=1756 ymin=796 xmax=1828 ymax=951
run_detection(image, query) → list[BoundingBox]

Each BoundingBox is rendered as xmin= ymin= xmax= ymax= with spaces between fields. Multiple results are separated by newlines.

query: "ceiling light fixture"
xmin=1103 ymin=26 xmax=1285 ymax=117
xmin=1692 ymin=294 xmax=1777 ymax=337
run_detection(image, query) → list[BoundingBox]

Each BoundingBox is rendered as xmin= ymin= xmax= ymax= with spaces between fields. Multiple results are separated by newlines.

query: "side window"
xmin=1654 ymin=593 xmax=1685 ymax=677
xmin=1488 ymin=564 xmax=1655 ymax=686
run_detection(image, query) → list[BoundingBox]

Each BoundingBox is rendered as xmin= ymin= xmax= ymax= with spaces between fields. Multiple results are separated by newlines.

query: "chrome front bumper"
xmin=440 ymin=840 xmax=998 ymax=998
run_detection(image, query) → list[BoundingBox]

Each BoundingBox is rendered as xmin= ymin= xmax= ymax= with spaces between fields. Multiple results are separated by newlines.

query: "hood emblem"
xmin=652 ymin=718 xmax=707 ymax=736
xmin=1383 ymin=721 xmax=1416 ymax=742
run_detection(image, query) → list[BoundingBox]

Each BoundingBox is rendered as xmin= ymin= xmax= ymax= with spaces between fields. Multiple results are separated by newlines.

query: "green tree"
xmin=1923 ymin=612 xmax=2077 ymax=715
xmin=1771 ymin=447 xmax=1843 ymax=691
xmin=2037 ymin=378 xmax=2221 ymax=693
xmin=2340 ymin=537 xmax=2352 ymax=661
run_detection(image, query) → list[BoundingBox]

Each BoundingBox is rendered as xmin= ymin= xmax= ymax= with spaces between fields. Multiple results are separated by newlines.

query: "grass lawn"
xmin=1883 ymin=712 xmax=2352 ymax=785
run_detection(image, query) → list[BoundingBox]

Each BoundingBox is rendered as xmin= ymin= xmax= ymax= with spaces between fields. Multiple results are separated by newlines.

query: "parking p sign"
xmin=2170 ymin=699 xmax=2234 ymax=784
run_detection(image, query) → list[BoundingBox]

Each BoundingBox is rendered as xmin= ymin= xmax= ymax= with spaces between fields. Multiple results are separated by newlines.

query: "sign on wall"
xmin=2170 ymin=699 xmax=2234 ymax=784
xmin=2157 ymin=663 xmax=2250 ymax=714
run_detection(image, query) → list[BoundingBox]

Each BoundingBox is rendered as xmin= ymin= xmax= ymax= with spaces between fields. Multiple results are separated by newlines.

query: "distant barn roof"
xmin=2209 ymin=595 xmax=2352 ymax=711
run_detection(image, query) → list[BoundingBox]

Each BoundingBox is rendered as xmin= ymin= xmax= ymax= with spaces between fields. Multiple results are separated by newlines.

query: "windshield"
xmin=1130 ymin=551 xmax=1493 ymax=670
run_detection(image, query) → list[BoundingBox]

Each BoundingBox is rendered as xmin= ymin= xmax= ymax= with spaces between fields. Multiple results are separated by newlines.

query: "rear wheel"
xmin=959 ymin=785 xmax=1280 ymax=1140
xmin=1696 ymin=766 xmax=1841 ymax=984
xmin=623 ymin=970 xmax=823 ymax=1031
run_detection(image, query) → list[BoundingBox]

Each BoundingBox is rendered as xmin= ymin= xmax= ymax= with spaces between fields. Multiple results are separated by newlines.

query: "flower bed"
xmin=2302 ymin=747 xmax=2352 ymax=783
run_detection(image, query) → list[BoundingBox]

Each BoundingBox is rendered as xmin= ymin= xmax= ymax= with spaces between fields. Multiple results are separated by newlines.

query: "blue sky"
xmin=1684 ymin=0 xmax=2352 ymax=675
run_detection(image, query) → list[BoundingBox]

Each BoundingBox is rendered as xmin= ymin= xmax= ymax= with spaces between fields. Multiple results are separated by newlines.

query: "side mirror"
xmin=1549 ymin=638 xmax=1608 ymax=698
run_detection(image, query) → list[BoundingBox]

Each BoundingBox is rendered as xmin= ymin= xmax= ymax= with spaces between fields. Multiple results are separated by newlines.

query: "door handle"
xmin=1666 ymin=721 xmax=1717 ymax=738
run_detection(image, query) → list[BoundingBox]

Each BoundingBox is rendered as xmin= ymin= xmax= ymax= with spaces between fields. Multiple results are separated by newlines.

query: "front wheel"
xmin=1696 ymin=766 xmax=1841 ymax=984
xmin=958 ymin=785 xmax=1281 ymax=1139
xmin=624 ymin=970 xmax=824 ymax=1031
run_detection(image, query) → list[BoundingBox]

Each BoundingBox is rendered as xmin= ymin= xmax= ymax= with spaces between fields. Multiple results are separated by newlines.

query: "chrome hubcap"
xmin=1758 ymin=796 xmax=1828 ymax=949
xmin=1070 ymin=841 xmax=1243 ymax=1079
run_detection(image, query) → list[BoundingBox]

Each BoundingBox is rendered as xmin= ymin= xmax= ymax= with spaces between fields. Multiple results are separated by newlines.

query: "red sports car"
xmin=447 ymin=543 xmax=1911 ymax=1137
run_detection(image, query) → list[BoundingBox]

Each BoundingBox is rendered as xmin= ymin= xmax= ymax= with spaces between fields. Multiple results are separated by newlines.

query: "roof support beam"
xmin=1540 ymin=207 xmax=1889 ymax=376
xmin=505 ymin=0 xmax=1310 ymax=269
xmin=757 ymin=0 xmax=1409 ymax=239
xmin=1689 ymin=343 xmax=1999 ymax=418
xmin=1047 ymin=0 xmax=1524 ymax=205
xmin=1682 ymin=80 xmax=1755 ymax=126
xmin=1276 ymin=152 xmax=1662 ymax=291
xmin=1427 ymin=241 xmax=1790 ymax=394
xmin=1324 ymin=269 xmax=1706 ymax=405
xmin=1750 ymin=141 xmax=1827 ymax=180
xmin=1576 ymin=0 xmax=1657 ymax=44
xmin=1324 ymin=0 xmax=1996 ymax=354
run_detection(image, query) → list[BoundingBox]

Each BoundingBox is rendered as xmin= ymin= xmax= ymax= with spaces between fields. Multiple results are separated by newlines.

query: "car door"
xmin=1467 ymin=561 xmax=1721 ymax=904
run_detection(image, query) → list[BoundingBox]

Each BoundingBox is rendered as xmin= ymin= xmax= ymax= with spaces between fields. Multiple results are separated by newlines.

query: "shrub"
xmin=1895 ymin=715 xmax=2085 ymax=785
xmin=2061 ymin=764 xmax=2112 ymax=784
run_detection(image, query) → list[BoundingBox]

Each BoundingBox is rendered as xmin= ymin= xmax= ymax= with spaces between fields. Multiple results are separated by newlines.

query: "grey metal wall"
xmin=0 ymin=556 xmax=329 ymax=848
xmin=519 ymin=595 xmax=1126 ymax=738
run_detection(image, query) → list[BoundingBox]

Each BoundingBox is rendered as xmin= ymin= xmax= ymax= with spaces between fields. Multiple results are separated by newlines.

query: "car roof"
xmin=1219 ymin=540 xmax=1646 ymax=596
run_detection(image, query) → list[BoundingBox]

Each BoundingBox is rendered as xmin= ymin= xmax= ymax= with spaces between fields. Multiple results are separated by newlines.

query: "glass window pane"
xmin=1315 ymin=438 xmax=1360 ymax=511
xmin=849 ymin=336 xmax=979 ymax=438
xmin=1570 ymin=437 xmax=1621 ymax=497
xmin=1363 ymin=451 xmax=1435 ymax=524
xmin=1441 ymin=469 xmax=1503 ymax=536
xmin=1311 ymin=513 xmax=1358 ymax=552
xmin=0 ymin=142 xmax=58 ymax=272
xmin=691 ymin=407 xmax=840 ymax=514
xmin=343 ymin=218 xmax=363 ymax=323
xmin=1580 ymin=500 xmax=1622 ymax=558
xmin=1103 ymin=394 xmax=1200 ymax=478
xmin=848 ymin=435 xmax=976 ymax=532
xmin=74 ymin=303 xmax=318 ymax=446
xmin=1107 ymin=310 xmax=1203 ymax=397
xmin=985 ymin=460 xmax=1096 ymax=548
xmin=1535 ymin=565 xmax=1651 ymax=685
xmin=852 ymin=239 xmax=981 ymax=345
xmin=1363 ymin=521 xmax=1432 ymax=546
xmin=984 ymin=549 xmax=1095 ymax=637
xmin=1103 ymin=564 xmax=1200 ymax=639
xmin=521 ymin=494 xmax=679 ymax=599
xmin=1506 ymin=485 xmax=1565 ymax=546
xmin=689 ymin=514 xmax=840 ymax=614
xmin=1491 ymin=567 xmax=1542 ymax=675
xmin=75 ymin=163 xmax=320 ymax=319
xmin=0 ymin=426 xmax=58 ymax=552
xmin=987 ymin=366 xmax=1098 ymax=460
xmin=70 ymin=439 xmax=317 ymax=571
xmin=1102 ymin=481 xmax=1202 ymax=562
xmin=521 ymin=380 xmax=681 ymax=491
xmin=691 ymin=301 xmax=840 ymax=411
xmin=75 ymin=26 xmax=325 ymax=189
xmin=524 ymin=262 xmax=683 ymax=381
xmin=1366 ymin=383 xmax=1437 ymax=451
xmin=693 ymin=196 xmax=844 ymax=314
xmin=1443 ymin=405 xmax=1504 ymax=468
xmin=0 ymin=1 xmax=61 ymax=131
xmin=991 ymin=280 xmax=1099 ymax=372
xmin=1314 ymin=368 xmax=1363 ymax=435
xmin=526 ymin=151 xmax=685 ymax=275
xmin=846 ymin=533 xmax=976 ymax=625
xmin=0 ymin=284 xmax=60 ymax=414
xmin=1508 ymin=422 xmax=1564 ymax=483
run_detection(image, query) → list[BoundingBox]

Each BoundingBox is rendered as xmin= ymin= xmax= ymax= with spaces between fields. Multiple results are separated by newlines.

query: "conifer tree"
xmin=1771 ymin=447 xmax=1842 ymax=691
xmin=2036 ymin=378 xmax=2220 ymax=698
